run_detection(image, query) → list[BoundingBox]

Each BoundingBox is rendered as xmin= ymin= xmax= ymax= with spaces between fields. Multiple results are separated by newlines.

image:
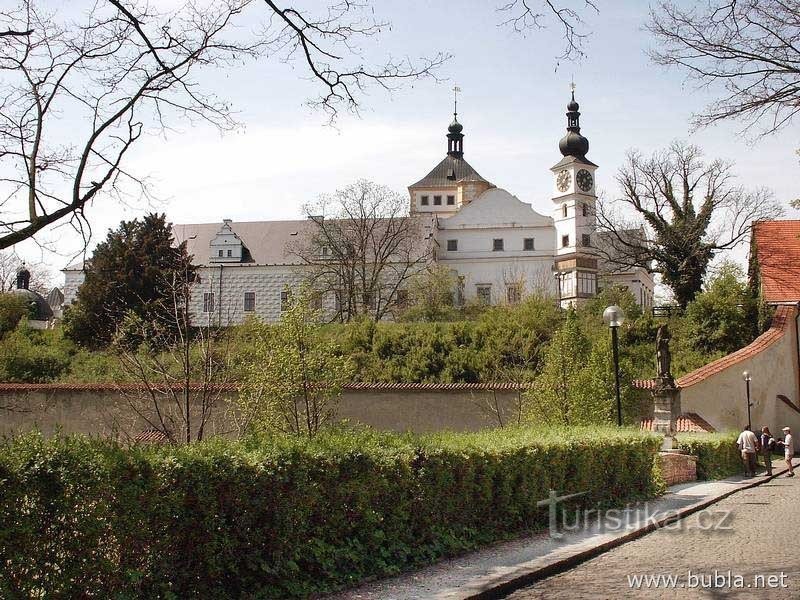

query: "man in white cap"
xmin=778 ymin=427 xmax=794 ymax=477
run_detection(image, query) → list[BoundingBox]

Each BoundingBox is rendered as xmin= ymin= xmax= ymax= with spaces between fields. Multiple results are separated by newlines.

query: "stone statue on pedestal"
xmin=652 ymin=323 xmax=680 ymax=450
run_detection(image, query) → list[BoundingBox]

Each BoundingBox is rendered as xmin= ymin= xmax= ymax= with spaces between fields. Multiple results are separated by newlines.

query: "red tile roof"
xmin=133 ymin=428 xmax=170 ymax=444
xmin=634 ymin=305 xmax=795 ymax=390
xmin=678 ymin=304 xmax=794 ymax=388
xmin=753 ymin=220 xmax=800 ymax=303
xmin=640 ymin=412 xmax=715 ymax=433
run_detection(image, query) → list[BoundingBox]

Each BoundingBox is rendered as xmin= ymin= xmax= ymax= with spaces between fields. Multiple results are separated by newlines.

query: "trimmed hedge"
xmin=677 ymin=432 xmax=741 ymax=479
xmin=0 ymin=427 xmax=662 ymax=599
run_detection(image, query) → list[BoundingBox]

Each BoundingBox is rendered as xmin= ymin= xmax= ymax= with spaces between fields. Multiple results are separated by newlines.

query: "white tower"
xmin=550 ymin=86 xmax=599 ymax=307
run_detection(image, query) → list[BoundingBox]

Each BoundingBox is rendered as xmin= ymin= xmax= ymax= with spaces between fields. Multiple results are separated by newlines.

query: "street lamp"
xmin=603 ymin=305 xmax=626 ymax=426
xmin=743 ymin=371 xmax=753 ymax=430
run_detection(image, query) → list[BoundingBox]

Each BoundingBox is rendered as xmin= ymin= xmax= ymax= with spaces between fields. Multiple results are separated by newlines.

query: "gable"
xmin=440 ymin=188 xmax=552 ymax=229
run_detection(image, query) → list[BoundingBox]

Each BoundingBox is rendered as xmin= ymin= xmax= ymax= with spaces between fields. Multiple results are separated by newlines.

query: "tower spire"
xmin=447 ymin=85 xmax=464 ymax=158
xmin=559 ymin=83 xmax=589 ymax=158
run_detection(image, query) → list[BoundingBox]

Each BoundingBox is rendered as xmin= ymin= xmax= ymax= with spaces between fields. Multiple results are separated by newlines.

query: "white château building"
xmin=63 ymin=92 xmax=654 ymax=323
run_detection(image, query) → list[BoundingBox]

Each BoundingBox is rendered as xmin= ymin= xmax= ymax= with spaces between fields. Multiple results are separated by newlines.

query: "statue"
xmin=656 ymin=324 xmax=672 ymax=381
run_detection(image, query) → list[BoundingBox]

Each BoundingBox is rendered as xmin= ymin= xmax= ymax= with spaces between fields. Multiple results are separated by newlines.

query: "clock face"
xmin=556 ymin=169 xmax=571 ymax=192
xmin=576 ymin=169 xmax=593 ymax=192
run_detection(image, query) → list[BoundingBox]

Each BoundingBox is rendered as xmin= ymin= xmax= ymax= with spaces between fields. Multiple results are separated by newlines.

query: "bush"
xmin=0 ymin=293 xmax=29 ymax=338
xmin=676 ymin=432 xmax=741 ymax=479
xmin=0 ymin=427 xmax=662 ymax=598
xmin=0 ymin=326 xmax=73 ymax=382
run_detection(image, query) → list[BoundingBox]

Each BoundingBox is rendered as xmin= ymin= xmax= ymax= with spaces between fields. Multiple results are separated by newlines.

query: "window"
xmin=218 ymin=249 xmax=223 ymax=257
xmin=507 ymin=284 xmax=521 ymax=305
xmin=562 ymin=204 xmax=568 ymax=218
xmin=421 ymin=195 xmax=429 ymax=206
xmin=577 ymin=272 xmax=597 ymax=295
xmin=226 ymin=249 xmax=232 ymax=257
xmin=396 ymin=289 xmax=409 ymax=307
xmin=434 ymin=195 xmax=442 ymax=205
xmin=447 ymin=239 xmax=458 ymax=251
xmin=447 ymin=195 xmax=455 ymax=205
xmin=582 ymin=233 xmax=591 ymax=247
xmin=244 ymin=292 xmax=256 ymax=312
xmin=561 ymin=235 xmax=569 ymax=248
xmin=523 ymin=238 xmax=535 ymax=251
xmin=203 ymin=292 xmax=214 ymax=313
xmin=321 ymin=245 xmax=329 ymax=258
xmin=310 ymin=294 xmax=323 ymax=311
xmin=280 ymin=290 xmax=291 ymax=311
xmin=493 ymin=239 xmax=504 ymax=251
xmin=582 ymin=203 xmax=588 ymax=217
xmin=476 ymin=285 xmax=491 ymax=305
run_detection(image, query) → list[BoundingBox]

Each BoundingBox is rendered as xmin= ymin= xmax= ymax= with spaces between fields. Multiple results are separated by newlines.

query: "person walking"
xmin=737 ymin=425 xmax=759 ymax=477
xmin=760 ymin=426 xmax=775 ymax=476
xmin=777 ymin=426 xmax=795 ymax=478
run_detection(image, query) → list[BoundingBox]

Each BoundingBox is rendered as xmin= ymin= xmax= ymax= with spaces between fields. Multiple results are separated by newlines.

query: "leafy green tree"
xmin=0 ymin=293 xmax=29 ymax=337
xmin=238 ymin=290 xmax=354 ymax=436
xmin=684 ymin=260 xmax=758 ymax=355
xmin=63 ymin=213 xmax=194 ymax=349
xmin=399 ymin=265 xmax=460 ymax=322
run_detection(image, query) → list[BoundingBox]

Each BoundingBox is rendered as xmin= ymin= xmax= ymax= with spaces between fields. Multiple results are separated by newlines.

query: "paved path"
xmin=324 ymin=468 xmax=796 ymax=600
xmin=507 ymin=473 xmax=800 ymax=599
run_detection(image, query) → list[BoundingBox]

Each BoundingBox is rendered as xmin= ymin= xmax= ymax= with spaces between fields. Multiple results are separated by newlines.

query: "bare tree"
xmin=112 ymin=265 xmax=233 ymax=444
xmin=0 ymin=1 xmax=447 ymax=251
xmin=648 ymin=0 xmax=800 ymax=136
xmin=292 ymin=180 xmax=435 ymax=322
xmin=498 ymin=0 xmax=599 ymax=63
xmin=596 ymin=141 xmax=782 ymax=308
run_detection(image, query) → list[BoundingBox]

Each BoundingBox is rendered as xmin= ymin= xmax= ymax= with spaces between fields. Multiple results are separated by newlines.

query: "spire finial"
xmin=452 ymin=84 xmax=461 ymax=119
xmin=570 ymin=79 xmax=576 ymax=102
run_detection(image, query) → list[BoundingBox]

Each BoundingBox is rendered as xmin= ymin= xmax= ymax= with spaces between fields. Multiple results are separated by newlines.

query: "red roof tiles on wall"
xmin=0 ymin=382 xmax=529 ymax=393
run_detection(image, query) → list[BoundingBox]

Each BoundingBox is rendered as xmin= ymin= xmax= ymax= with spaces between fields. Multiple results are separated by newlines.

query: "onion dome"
xmin=559 ymin=90 xmax=590 ymax=158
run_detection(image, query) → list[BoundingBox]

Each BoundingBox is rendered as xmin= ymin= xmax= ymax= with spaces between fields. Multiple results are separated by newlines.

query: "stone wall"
xmin=658 ymin=451 xmax=698 ymax=486
xmin=0 ymin=383 xmax=524 ymax=439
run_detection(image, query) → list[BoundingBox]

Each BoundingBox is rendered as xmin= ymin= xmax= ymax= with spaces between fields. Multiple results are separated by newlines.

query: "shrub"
xmin=0 ymin=326 xmax=73 ymax=382
xmin=676 ymin=432 xmax=741 ymax=479
xmin=0 ymin=427 xmax=662 ymax=598
xmin=0 ymin=293 xmax=29 ymax=338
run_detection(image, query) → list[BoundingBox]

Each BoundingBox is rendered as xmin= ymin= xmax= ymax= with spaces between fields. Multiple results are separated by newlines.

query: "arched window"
xmin=562 ymin=204 xmax=568 ymax=218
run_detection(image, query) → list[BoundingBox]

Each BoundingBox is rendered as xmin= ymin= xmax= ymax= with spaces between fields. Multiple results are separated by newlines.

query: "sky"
xmin=10 ymin=0 xmax=800 ymax=283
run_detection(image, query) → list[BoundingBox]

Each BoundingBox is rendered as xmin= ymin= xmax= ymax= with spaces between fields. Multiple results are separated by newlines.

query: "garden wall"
xmin=676 ymin=305 xmax=800 ymax=433
xmin=0 ymin=383 xmax=523 ymax=438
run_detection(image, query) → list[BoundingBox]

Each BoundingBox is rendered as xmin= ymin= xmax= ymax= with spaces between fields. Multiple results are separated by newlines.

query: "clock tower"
xmin=550 ymin=87 xmax=599 ymax=307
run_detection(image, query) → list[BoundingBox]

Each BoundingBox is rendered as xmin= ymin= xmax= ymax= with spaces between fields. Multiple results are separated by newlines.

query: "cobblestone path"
xmin=507 ymin=475 xmax=800 ymax=599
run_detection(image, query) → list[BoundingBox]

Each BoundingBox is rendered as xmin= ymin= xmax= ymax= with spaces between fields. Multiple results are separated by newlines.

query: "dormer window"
xmin=210 ymin=219 xmax=245 ymax=263
xmin=446 ymin=168 xmax=455 ymax=179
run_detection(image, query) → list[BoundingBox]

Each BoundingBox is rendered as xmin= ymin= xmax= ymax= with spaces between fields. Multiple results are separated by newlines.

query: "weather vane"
xmin=452 ymin=84 xmax=461 ymax=116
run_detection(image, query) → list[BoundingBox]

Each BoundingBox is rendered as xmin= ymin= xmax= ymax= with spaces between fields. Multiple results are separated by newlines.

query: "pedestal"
xmin=652 ymin=378 xmax=681 ymax=451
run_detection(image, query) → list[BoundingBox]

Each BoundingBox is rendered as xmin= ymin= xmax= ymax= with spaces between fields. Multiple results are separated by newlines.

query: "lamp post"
xmin=743 ymin=371 xmax=753 ymax=430
xmin=603 ymin=305 xmax=626 ymax=426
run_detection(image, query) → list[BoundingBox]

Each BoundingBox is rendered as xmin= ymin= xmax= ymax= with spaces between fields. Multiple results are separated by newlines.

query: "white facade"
xmin=61 ymin=93 xmax=654 ymax=322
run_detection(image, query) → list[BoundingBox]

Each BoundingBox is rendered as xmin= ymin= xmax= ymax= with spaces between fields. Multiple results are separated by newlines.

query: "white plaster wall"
xmin=602 ymin=270 xmax=655 ymax=308
xmin=680 ymin=309 xmax=800 ymax=434
xmin=441 ymin=258 xmax=556 ymax=303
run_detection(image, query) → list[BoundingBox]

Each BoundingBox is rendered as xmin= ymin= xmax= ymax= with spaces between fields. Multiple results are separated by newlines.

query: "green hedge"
xmin=0 ymin=427 xmax=662 ymax=599
xmin=677 ymin=432 xmax=741 ymax=479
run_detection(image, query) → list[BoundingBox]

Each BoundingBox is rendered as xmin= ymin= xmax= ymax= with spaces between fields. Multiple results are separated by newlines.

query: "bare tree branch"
xmin=497 ymin=0 xmax=598 ymax=63
xmin=648 ymin=0 xmax=800 ymax=136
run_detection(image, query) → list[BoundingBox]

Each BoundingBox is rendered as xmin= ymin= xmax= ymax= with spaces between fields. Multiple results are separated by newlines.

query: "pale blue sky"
xmin=14 ymin=0 xmax=800 ymax=275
